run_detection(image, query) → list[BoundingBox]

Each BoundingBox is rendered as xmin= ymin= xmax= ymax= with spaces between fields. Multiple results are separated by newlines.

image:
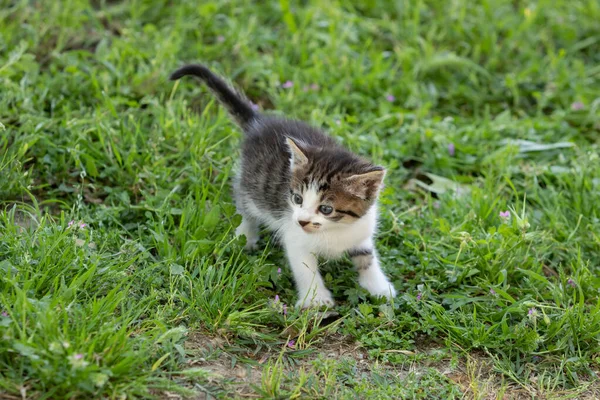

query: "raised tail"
xmin=170 ymin=64 xmax=258 ymax=128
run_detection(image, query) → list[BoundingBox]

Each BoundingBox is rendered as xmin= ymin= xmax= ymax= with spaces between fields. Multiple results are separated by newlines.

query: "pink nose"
xmin=298 ymin=220 xmax=310 ymax=227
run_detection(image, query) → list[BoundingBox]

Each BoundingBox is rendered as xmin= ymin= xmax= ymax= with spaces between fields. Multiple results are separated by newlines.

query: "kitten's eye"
xmin=319 ymin=205 xmax=333 ymax=215
xmin=292 ymin=193 xmax=303 ymax=205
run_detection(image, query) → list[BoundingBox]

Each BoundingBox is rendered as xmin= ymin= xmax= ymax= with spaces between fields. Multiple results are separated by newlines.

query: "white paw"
xmin=295 ymin=288 xmax=335 ymax=309
xmin=359 ymin=276 xmax=397 ymax=300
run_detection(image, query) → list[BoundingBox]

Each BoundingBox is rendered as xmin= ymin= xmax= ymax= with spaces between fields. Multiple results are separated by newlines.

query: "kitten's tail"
xmin=170 ymin=64 xmax=257 ymax=128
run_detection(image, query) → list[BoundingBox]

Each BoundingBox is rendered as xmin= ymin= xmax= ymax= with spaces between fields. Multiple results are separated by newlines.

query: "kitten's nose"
xmin=298 ymin=220 xmax=310 ymax=227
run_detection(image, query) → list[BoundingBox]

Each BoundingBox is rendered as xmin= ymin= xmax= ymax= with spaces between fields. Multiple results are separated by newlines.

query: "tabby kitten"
xmin=170 ymin=64 xmax=396 ymax=308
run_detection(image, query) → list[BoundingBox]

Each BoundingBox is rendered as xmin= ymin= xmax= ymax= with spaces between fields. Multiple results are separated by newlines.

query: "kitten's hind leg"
xmin=233 ymin=184 xmax=260 ymax=250
xmin=349 ymin=240 xmax=396 ymax=300
xmin=236 ymin=216 xmax=260 ymax=251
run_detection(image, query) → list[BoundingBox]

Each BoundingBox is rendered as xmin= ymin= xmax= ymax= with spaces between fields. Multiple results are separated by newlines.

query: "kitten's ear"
xmin=285 ymin=137 xmax=309 ymax=170
xmin=343 ymin=168 xmax=386 ymax=200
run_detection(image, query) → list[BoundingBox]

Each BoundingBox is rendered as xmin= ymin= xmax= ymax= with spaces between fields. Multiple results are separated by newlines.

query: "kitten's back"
xmin=170 ymin=64 xmax=367 ymax=219
xmin=238 ymin=117 xmax=336 ymax=215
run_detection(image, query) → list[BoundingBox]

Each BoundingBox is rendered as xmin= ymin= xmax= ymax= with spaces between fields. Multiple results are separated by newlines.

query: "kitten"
xmin=170 ymin=64 xmax=396 ymax=308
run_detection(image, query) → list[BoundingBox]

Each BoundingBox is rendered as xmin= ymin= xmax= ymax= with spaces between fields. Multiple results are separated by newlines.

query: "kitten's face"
xmin=286 ymin=138 xmax=385 ymax=233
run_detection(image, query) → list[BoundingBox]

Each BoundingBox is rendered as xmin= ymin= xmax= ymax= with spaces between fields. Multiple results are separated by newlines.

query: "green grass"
xmin=1 ymin=0 xmax=600 ymax=398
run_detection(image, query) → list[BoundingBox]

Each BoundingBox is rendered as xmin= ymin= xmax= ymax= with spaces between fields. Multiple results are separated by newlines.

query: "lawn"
xmin=1 ymin=0 xmax=600 ymax=398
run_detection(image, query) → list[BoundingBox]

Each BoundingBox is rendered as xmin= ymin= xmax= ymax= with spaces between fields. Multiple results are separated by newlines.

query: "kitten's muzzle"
xmin=297 ymin=220 xmax=321 ymax=232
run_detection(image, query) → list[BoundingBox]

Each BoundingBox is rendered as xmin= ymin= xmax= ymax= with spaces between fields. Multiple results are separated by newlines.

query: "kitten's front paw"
xmin=359 ymin=276 xmax=397 ymax=300
xmin=295 ymin=289 xmax=335 ymax=309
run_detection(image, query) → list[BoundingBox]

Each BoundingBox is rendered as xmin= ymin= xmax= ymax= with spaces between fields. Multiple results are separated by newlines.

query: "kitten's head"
xmin=285 ymin=137 xmax=385 ymax=233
